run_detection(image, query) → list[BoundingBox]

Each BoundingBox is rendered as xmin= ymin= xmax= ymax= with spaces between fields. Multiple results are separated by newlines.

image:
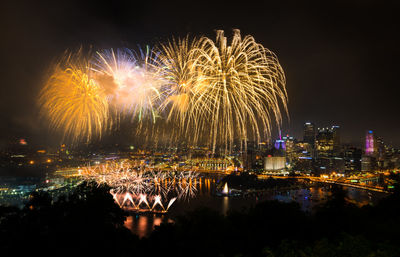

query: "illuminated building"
xmin=294 ymin=156 xmax=313 ymax=174
xmin=313 ymin=126 xmax=342 ymax=173
xmin=303 ymin=122 xmax=316 ymax=147
xmin=368 ymin=135 xmax=390 ymax=170
xmin=375 ymin=137 xmax=387 ymax=168
xmin=363 ymin=131 xmax=384 ymax=171
xmin=316 ymin=128 xmax=334 ymax=158
xmin=314 ymin=157 xmax=345 ymax=174
xmin=286 ymin=139 xmax=315 ymax=173
xmin=274 ymin=131 xmax=286 ymax=150
xmin=316 ymin=126 xmax=340 ymax=158
xmin=242 ymin=142 xmax=261 ymax=171
xmin=303 ymin=122 xmax=318 ymax=158
xmin=187 ymin=157 xmax=234 ymax=171
xmin=343 ymin=146 xmax=362 ymax=173
xmin=365 ymin=130 xmax=375 ymax=156
xmin=264 ymin=156 xmax=286 ymax=172
xmin=282 ymin=135 xmax=295 ymax=162
xmin=361 ymin=156 xmax=375 ymax=172
xmin=332 ymin=126 xmax=341 ymax=155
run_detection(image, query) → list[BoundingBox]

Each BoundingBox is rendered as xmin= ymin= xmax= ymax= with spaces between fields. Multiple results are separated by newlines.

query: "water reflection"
xmin=124 ymin=214 xmax=168 ymax=238
xmin=153 ymin=216 xmax=162 ymax=227
xmin=222 ymin=196 xmax=229 ymax=216
xmin=137 ymin=215 xmax=148 ymax=238
xmin=124 ymin=175 xmax=388 ymax=237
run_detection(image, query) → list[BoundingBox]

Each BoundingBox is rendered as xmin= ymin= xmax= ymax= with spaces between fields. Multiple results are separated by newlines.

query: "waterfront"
xmin=124 ymin=175 xmax=388 ymax=238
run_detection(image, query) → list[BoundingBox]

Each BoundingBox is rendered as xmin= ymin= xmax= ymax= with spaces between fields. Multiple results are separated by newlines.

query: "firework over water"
xmin=82 ymin=161 xmax=199 ymax=212
xmin=38 ymin=30 xmax=288 ymax=151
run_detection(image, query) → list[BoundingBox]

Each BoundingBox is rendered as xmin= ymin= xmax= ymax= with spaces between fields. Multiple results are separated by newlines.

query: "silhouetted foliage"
xmin=1 ymin=182 xmax=400 ymax=257
xmin=0 ymin=181 xmax=133 ymax=257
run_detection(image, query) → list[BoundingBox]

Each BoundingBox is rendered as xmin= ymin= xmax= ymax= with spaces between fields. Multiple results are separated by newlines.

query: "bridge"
xmin=255 ymin=174 xmax=389 ymax=193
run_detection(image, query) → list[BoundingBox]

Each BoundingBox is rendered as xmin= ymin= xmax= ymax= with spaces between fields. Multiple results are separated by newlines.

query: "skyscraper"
xmin=316 ymin=126 xmax=341 ymax=158
xmin=332 ymin=125 xmax=341 ymax=155
xmin=365 ymin=130 xmax=375 ymax=156
xmin=303 ymin=122 xmax=316 ymax=147
xmin=344 ymin=146 xmax=362 ymax=172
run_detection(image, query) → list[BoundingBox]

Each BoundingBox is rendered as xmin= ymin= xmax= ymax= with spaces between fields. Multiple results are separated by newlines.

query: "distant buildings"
xmin=2 ymin=123 xmax=399 ymax=178
xmin=309 ymin=125 xmax=343 ymax=173
xmin=187 ymin=157 xmax=234 ymax=171
xmin=361 ymin=130 xmax=396 ymax=171
xmin=261 ymin=122 xmax=400 ymax=175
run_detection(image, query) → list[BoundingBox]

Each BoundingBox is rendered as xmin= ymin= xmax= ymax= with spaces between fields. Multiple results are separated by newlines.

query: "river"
xmin=124 ymin=175 xmax=388 ymax=238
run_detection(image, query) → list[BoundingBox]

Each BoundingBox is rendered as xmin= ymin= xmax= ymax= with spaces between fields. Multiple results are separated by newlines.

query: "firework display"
xmin=39 ymin=51 xmax=109 ymax=143
xmin=91 ymin=47 xmax=164 ymax=123
xmin=39 ymin=30 xmax=287 ymax=150
xmin=158 ymin=30 xmax=287 ymax=152
xmin=82 ymin=161 xmax=199 ymax=212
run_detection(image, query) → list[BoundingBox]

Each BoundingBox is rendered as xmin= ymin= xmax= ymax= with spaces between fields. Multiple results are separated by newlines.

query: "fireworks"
xmin=39 ymin=30 xmax=288 ymax=151
xmin=158 ymin=30 xmax=288 ymax=152
xmin=39 ymin=51 xmax=109 ymax=143
xmin=156 ymin=37 xmax=204 ymax=122
xmin=91 ymin=47 xmax=164 ymax=123
xmin=82 ymin=161 xmax=199 ymax=212
xmin=200 ymin=30 xmax=287 ymax=152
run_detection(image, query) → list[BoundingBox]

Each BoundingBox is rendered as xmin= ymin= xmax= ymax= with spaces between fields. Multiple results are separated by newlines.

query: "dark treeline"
xmin=1 ymin=182 xmax=400 ymax=257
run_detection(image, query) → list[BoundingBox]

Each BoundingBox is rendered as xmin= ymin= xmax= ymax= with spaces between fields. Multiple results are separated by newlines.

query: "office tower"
xmin=282 ymin=134 xmax=295 ymax=161
xmin=365 ymin=130 xmax=375 ymax=156
xmin=344 ymin=146 xmax=362 ymax=172
xmin=331 ymin=125 xmax=341 ymax=155
xmin=315 ymin=125 xmax=341 ymax=158
xmin=316 ymin=127 xmax=333 ymax=158
xmin=303 ymin=122 xmax=316 ymax=147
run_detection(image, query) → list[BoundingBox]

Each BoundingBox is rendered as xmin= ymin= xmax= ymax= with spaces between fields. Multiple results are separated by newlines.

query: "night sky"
xmin=1 ymin=0 xmax=399 ymax=148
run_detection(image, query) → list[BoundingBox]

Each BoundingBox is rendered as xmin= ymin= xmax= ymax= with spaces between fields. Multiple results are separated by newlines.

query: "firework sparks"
xmin=39 ymin=51 xmax=109 ymax=143
xmin=39 ymin=30 xmax=287 ymax=152
xmin=151 ymin=195 xmax=164 ymax=211
xmin=158 ymin=30 xmax=288 ymax=153
xmin=82 ymin=161 xmax=199 ymax=212
xmin=156 ymin=37 xmax=204 ymax=120
xmin=91 ymin=47 xmax=164 ymax=123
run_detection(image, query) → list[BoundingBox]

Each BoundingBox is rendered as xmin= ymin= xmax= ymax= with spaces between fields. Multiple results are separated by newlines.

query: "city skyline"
xmin=1 ymin=2 xmax=400 ymax=256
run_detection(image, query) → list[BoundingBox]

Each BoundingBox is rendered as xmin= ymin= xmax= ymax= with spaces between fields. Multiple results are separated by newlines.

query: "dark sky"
xmin=1 ymin=0 xmax=399 ymax=148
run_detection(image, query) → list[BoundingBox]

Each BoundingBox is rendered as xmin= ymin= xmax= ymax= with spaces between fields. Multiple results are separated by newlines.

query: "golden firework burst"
xmin=39 ymin=52 xmax=109 ymax=143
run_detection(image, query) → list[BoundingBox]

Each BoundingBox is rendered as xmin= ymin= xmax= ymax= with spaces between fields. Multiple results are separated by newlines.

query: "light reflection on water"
xmin=124 ymin=175 xmax=387 ymax=237
xmin=222 ymin=196 xmax=229 ymax=216
xmin=124 ymin=214 xmax=172 ymax=238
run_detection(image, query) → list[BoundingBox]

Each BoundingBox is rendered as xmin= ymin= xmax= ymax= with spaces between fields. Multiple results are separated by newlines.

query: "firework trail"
xmin=82 ymin=161 xmax=199 ymax=211
xmin=91 ymin=47 xmax=164 ymax=124
xmin=157 ymin=30 xmax=288 ymax=153
xmin=156 ymin=37 xmax=203 ymax=121
xmin=39 ymin=50 xmax=109 ymax=143
xmin=39 ymin=30 xmax=287 ymax=151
